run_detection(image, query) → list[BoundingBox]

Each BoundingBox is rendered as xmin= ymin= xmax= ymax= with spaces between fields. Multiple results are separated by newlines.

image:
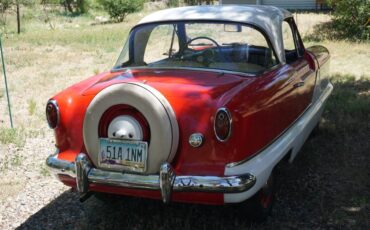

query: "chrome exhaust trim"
xmin=46 ymin=153 xmax=256 ymax=203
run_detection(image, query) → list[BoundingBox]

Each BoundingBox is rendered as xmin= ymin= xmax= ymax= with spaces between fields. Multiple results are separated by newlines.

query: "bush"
xmin=97 ymin=0 xmax=144 ymax=22
xmin=166 ymin=0 xmax=179 ymax=7
xmin=59 ymin=0 xmax=90 ymax=14
xmin=184 ymin=0 xmax=214 ymax=5
xmin=0 ymin=128 xmax=26 ymax=148
xmin=0 ymin=0 xmax=12 ymax=13
xmin=327 ymin=0 xmax=370 ymax=40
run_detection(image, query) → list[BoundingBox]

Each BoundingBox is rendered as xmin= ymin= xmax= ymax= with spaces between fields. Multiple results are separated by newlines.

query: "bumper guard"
xmin=46 ymin=153 xmax=256 ymax=203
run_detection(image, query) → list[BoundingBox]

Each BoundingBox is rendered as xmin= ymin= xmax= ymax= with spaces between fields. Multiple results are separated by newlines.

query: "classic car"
xmin=46 ymin=5 xmax=332 ymax=219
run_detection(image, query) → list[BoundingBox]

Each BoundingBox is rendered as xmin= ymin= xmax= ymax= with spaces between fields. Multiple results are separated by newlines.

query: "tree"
xmin=97 ymin=0 xmax=145 ymax=22
xmin=0 ymin=0 xmax=34 ymax=34
xmin=0 ymin=0 xmax=12 ymax=13
xmin=327 ymin=0 xmax=370 ymax=40
xmin=16 ymin=0 xmax=19 ymax=34
xmin=0 ymin=0 xmax=21 ymax=34
xmin=165 ymin=0 xmax=179 ymax=7
xmin=60 ymin=0 xmax=89 ymax=14
xmin=0 ymin=0 xmax=12 ymax=32
xmin=184 ymin=0 xmax=214 ymax=5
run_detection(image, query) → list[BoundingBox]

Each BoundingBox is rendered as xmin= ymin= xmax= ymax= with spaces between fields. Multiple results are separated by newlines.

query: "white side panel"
xmin=224 ymin=83 xmax=333 ymax=203
xmin=222 ymin=0 xmax=316 ymax=9
xmin=222 ymin=0 xmax=257 ymax=4
xmin=263 ymin=0 xmax=316 ymax=9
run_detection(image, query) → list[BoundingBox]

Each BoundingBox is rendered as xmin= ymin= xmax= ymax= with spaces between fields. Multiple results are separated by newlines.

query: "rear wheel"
xmin=245 ymin=172 xmax=275 ymax=222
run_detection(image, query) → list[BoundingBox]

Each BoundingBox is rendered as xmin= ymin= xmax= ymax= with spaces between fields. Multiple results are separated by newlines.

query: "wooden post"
xmin=16 ymin=2 xmax=20 ymax=34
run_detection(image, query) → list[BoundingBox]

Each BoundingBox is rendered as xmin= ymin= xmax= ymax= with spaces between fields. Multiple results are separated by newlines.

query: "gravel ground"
xmin=0 ymin=134 xmax=68 ymax=229
xmin=0 ymin=131 xmax=368 ymax=230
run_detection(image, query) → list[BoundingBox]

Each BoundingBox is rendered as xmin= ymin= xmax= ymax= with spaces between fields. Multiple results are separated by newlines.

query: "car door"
xmin=282 ymin=18 xmax=316 ymax=115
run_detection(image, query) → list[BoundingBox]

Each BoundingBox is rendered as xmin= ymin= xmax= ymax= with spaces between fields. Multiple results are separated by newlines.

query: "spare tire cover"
xmin=83 ymin=82 xmax=179 ymax=174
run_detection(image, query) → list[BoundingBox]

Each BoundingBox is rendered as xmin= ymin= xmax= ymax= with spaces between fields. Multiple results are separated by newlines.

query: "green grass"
xmin=3 ymin=6 xmax=138 ymax=51
xmin=0 ymin=128 xmax=26 ymax=148
xmin=28 ymin=99 xmax=37 ymax=116
xmin=327 ymin=75 xmax=370 ymax=121
xmin=11 ymin=26 xmax=129 ymax=51
xmin=39 ymin=163 xmax=51 ymax=177
xmin=10 ymin=153 xmax=22 ymax=166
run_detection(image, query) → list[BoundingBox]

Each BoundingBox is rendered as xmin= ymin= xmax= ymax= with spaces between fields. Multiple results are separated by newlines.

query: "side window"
xmin=144 ymin=25 xmax=179 ymax=64
xmin=185 ymin=23 xmax=278 ymax=70
xmin=242 ymin=27 xmax=278 ymax=69
xmin=282 ymin=18 xmax=304 ymax=64
xmin=282 ymin=21 xmax=296 ymax=52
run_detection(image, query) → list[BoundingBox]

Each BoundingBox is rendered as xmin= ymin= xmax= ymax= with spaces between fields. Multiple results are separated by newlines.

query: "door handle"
xmin=294 ymin=81 xmax=305 ymax=88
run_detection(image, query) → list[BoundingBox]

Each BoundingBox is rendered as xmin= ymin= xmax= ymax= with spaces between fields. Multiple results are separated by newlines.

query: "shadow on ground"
xmin=18 ymin=75 xmax=369 ymax=230
xmin=303 ymin=19 xmax=369 ymax=42
xmin=17 ymin=191 xmax=262 ymax=230
xmin=303 ymin=21 xmax=342 ymax=42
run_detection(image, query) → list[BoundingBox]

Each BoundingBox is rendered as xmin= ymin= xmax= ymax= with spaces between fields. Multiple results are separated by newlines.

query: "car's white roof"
xmin=138 ymin=5 xmax=293 ymax=63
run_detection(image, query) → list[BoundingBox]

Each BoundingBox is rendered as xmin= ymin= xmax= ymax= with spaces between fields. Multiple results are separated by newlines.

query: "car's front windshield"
xmin=113 ymin=21 xmax=278 ymax=74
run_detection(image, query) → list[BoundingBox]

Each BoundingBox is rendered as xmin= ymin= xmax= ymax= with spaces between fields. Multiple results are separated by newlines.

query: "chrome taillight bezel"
xmin=214 ymin=107 xmax=232 ymax=142
xmin=46 ymin=99 xmax=60 ymax=129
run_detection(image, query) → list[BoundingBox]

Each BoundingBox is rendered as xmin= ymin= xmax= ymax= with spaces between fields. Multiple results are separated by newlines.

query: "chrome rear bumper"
xmin=46 ymin=153 xmax=256 ymax=203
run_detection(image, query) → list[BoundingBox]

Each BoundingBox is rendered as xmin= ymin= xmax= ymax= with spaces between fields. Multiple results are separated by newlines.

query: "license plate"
xmin=99 ymin=138 xmax=148 ymax=173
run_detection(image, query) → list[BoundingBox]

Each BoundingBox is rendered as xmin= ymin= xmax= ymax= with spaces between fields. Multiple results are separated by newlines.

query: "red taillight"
xmin=46 ymin=100 xmax=59 ymax=129
xmin=214 ymin=108 xmax=232 ymax=142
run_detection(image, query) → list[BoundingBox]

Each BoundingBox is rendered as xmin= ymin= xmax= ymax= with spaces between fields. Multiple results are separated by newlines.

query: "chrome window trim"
xmin=214 ymin=107 xmax=232 ymax=142
xmin=111 ymin=66 xmax=257 ymax=77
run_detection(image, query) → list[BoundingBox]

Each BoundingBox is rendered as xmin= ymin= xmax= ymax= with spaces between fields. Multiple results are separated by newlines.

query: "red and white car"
xmin=46 ymin=5 xmax=332 ymax=219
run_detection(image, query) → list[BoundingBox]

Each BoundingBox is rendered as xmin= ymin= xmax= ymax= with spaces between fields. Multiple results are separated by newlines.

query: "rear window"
xmin=114 ymin=21 xmax=278 ymax=75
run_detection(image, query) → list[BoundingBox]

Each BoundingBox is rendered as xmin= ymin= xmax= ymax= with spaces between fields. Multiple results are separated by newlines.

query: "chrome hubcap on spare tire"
xmin=108 ymin=115 xmax=143 ymax=140
xmin=83 ymin=83 xmax=179 ymax=174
